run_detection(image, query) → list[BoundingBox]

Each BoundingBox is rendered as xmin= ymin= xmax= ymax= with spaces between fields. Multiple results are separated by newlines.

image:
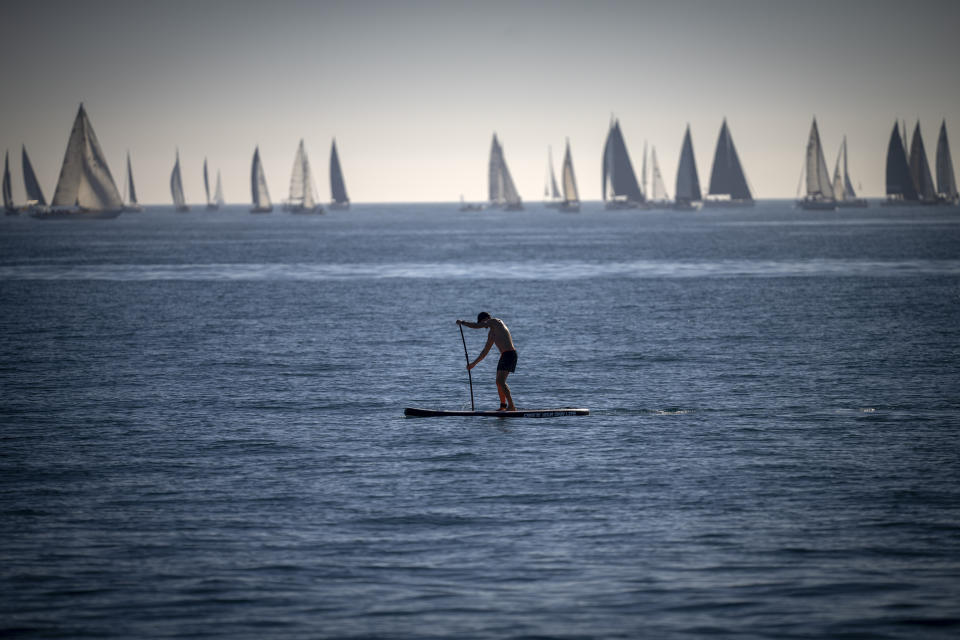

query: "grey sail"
xmin=909 ymin=123 xmax=937 ymax=202
xmin=804 ymin=118 xmax=834 ymax=200
xmin=3 ymin=152 xmax=13 ymax=211
xmin=602 ymin=119 xmax=644 ymax=205
xmin=203 ymin=158 xmax=211 ymax=207
xmin=51 ymin=104 xmax=123 ymax=212
xmin=561 ymin=139 xmax=579 ymax=204
xmin=21 ymin=146 xmax=46 ymax=205
xmin=675 ymin=125 xmax=702 ymax=203
xmin=330 ymin=139 xmax=349 ymax=207
xmin=885 ymin=122 xmax=917 ymax=200
xmin=214 ymin=171 xmax=224 ymax=206
xmin=488 ymin=133 xmax=522 ymax=209
xmin=170 ymin=151 xmax=188 ymax=211
xmin=251 ymin=146 xmax=272 ymax=212
xmin=831 ymin=137 xmax=858 ymax=201
xmin=126 ymin=153 xmax=138 ymax=205
xmin=707 ymin=119 xmax=752 ymax=201
xmin=546 ymin=148 xmax=561 ymax=200
xmin=936 ymin=120 xmax=958 ymax=201
xmin=650 ymin=147 xmax=668 ymax=201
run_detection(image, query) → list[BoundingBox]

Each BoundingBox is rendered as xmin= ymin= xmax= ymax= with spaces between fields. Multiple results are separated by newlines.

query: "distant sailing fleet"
xmin=3 ymin=105 xmax=958 ymax=219
xmin=2 ymin=105 xmax=350 ymax=219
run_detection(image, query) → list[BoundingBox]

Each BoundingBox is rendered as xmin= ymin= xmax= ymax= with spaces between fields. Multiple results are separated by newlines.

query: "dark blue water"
xmin=2 ymin=202 xmax=959 ymax=638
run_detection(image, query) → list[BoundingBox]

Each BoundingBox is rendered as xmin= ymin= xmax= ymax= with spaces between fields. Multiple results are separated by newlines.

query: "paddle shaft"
xmin=459 ymin=324 xmax=475 ymax=411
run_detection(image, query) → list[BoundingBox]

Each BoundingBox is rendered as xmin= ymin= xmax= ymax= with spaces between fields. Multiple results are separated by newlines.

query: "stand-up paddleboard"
xmin=405 ymin=407 xmax=588 ymax=418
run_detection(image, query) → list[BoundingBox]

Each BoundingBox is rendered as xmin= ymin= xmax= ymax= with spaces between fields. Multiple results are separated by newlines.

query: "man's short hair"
xmin=477 ymin=312 xmax=491 ymax=323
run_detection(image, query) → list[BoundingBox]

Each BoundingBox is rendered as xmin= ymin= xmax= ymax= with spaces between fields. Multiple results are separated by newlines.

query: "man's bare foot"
xmin=505 ymin=406 xmax=517 ymax=411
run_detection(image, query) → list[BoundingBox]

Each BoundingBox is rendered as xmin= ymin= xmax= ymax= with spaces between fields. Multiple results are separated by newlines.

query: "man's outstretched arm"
xmin=457 ymin=319 xmax=483 ymax=329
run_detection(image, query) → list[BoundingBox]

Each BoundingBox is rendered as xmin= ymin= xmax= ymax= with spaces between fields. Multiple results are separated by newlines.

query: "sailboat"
xmin=884 ymin=121 xmax=917 ymax=205
xmin=558 ymin=138 xmax=580 ymax=212
xmin=214 ymin=170 xmax=225 ymax=208
xmin=647 ymin=146 xmax=670 ymax=208
xmin=170 ymin=150 xmax=189 ymax=212
xmin=488 ymin=133 xmax=523 ymax=210
xmin=704 ymin=118 xmax=753 ymax=207
xmin=909 ymin=122 xmax=938 ymax=204
xmin=544 ymin=147 xmax=562 ymax=208
xmin=673 ymin=125 xmax=702 ymax=210
xmin=21 ymin=145 xmax=47 ymax=214
xmin=35 ymin=104 xmax=123 ymax=219
xmin=122 ymin=152 xmax=143 ymax=212
xmin=329 ymin=139 xmax=350 ymax=210
xmin=602 ymin=118 xmax=645 ymax=209
xmin=832 ymin=137 xmax=867 ymax=208
xmin=936 ymin=120 xmax=959 ymax=205
xmin=284 ymin=139 xmax=322 ymax=214
xmin=796 ymin=118 xmax=836 ymax=210
xmin=203 ymin=158 xmax=218 ymax=210
xmin=250 ymin=146 xmax=272 ymax=213
xmin=3 ymin=151 xmax=15 ymax=215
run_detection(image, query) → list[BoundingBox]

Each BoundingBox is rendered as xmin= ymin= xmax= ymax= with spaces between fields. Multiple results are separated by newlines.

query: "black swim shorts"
xmin=497 ymin=349 xmax=518 ymax=373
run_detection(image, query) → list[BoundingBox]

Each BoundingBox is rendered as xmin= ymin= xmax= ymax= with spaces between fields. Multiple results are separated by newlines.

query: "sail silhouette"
xmin=797 ymin=118 xmax=835 ymax=210
xmin=329 ymin=139 xmax=349 ymax=210
xmin=648 ymin=146 xmax=669 ymax=206
xmin=602 ymin=118 xmax=644 ymax=209
xmin=214 ymin=171 xmax=225 ymax=207
xmin=250 ymin=146 xmax=272 ymax=213
xmin=544 ymin=147 xmax=562 ymax=207
xmin=936 ymin=120 xmax=958 ymax=204
xmin=123 ymin=152 xmax=143 ymax=212
xmin=559 ymin=139 xmax=579 ymax=212
xmin=285 ymin=139 xmax=321 ymax=213
xmin=832 ymin=137 xmax=867 ymax=208
xmin=488 ymin=133 xmax=522 ymax=210
xmin=909 ymin=123 xmax=937 ymax=203
xmin=170 ymin=151 xmax=188 ymax=212
xmin=3 ymin=151 xmax=14 ymax=214
xmin=40 ymin=104 xmax=123 ymax=219
xmin=705 ymin=118 xmax=753 ymax=207
xmin=21 ymin=146 xmax=46 ymax=208
xmin=674 ymin=125 xmax=702 ymax=210
xmin=885 ymin=121 xmax=917 ymax=203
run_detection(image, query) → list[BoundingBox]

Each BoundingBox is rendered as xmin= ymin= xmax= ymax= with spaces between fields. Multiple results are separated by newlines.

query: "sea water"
xmin=1 ymin=202 xmax=959 ymax=638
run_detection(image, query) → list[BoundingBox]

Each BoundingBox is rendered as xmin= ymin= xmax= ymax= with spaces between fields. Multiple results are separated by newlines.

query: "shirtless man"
xmin=456 ymin=312 xmax=518 ymax=411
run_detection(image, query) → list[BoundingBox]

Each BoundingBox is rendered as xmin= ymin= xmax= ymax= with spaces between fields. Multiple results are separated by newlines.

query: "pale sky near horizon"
xmin=1 ymin=0 xmax=958 ymax=204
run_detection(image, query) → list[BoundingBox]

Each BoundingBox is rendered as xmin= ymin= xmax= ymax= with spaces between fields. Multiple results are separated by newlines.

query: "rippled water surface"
xmin=2 ymin=202 xmax=959 ymax=638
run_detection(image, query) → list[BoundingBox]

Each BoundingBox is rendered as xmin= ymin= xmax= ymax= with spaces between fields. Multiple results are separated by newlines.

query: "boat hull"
xmin=702 ymin=199 xmax=755 ymax=208
xmin=404 ymin=407 xmax=589 ymax=418
xmin=797 ymin=199 xmax=837 ymax=211
xmin=250 ymin=207 xmax=273 ymax=214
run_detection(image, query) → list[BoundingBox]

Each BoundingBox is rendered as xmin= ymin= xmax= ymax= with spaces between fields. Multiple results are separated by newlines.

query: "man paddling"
xmin=456 ymin=312 xmax=518 ymax=411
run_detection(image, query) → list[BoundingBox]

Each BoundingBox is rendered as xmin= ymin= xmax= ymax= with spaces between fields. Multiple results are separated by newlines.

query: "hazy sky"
xmin=1 ymin=0 xmax=958 ymax=204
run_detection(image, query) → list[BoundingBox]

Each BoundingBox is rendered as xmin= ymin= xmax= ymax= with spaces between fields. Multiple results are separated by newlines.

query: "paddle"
xmin=459 ymin=323 xmax=475 ymax=411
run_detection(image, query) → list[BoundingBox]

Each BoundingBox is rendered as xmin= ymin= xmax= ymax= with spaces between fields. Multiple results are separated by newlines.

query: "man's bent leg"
xmin=497 ymin=370 xmax=515 ymax=411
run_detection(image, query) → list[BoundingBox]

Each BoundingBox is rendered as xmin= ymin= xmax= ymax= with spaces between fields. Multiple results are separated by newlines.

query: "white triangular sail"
xmin=545 ymin=148 xmax=561 ymax=200
xmin=804 ymin=118 xmax=834 ymax=200
xmin=288 ymin=139 xmax=318 ymax=209
xmin=561 ymin=139 xmax=579 ymax=204
xmin=170 ymin=151 xmax=187 ymax=210
xmin=831 ymin=137 xmax=859 ymax=201
xmin=214 ymin=171 xmax=224 ymax=206
xmin=251 ymin=146 xmax=272 ymax=211
xmin=488 ymin=133 xmax=522 ymax=209
xmin=51 ymin=105 xmax=123 ymax=211
xmin=650 ymin=146 xmax=668 ymax=201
